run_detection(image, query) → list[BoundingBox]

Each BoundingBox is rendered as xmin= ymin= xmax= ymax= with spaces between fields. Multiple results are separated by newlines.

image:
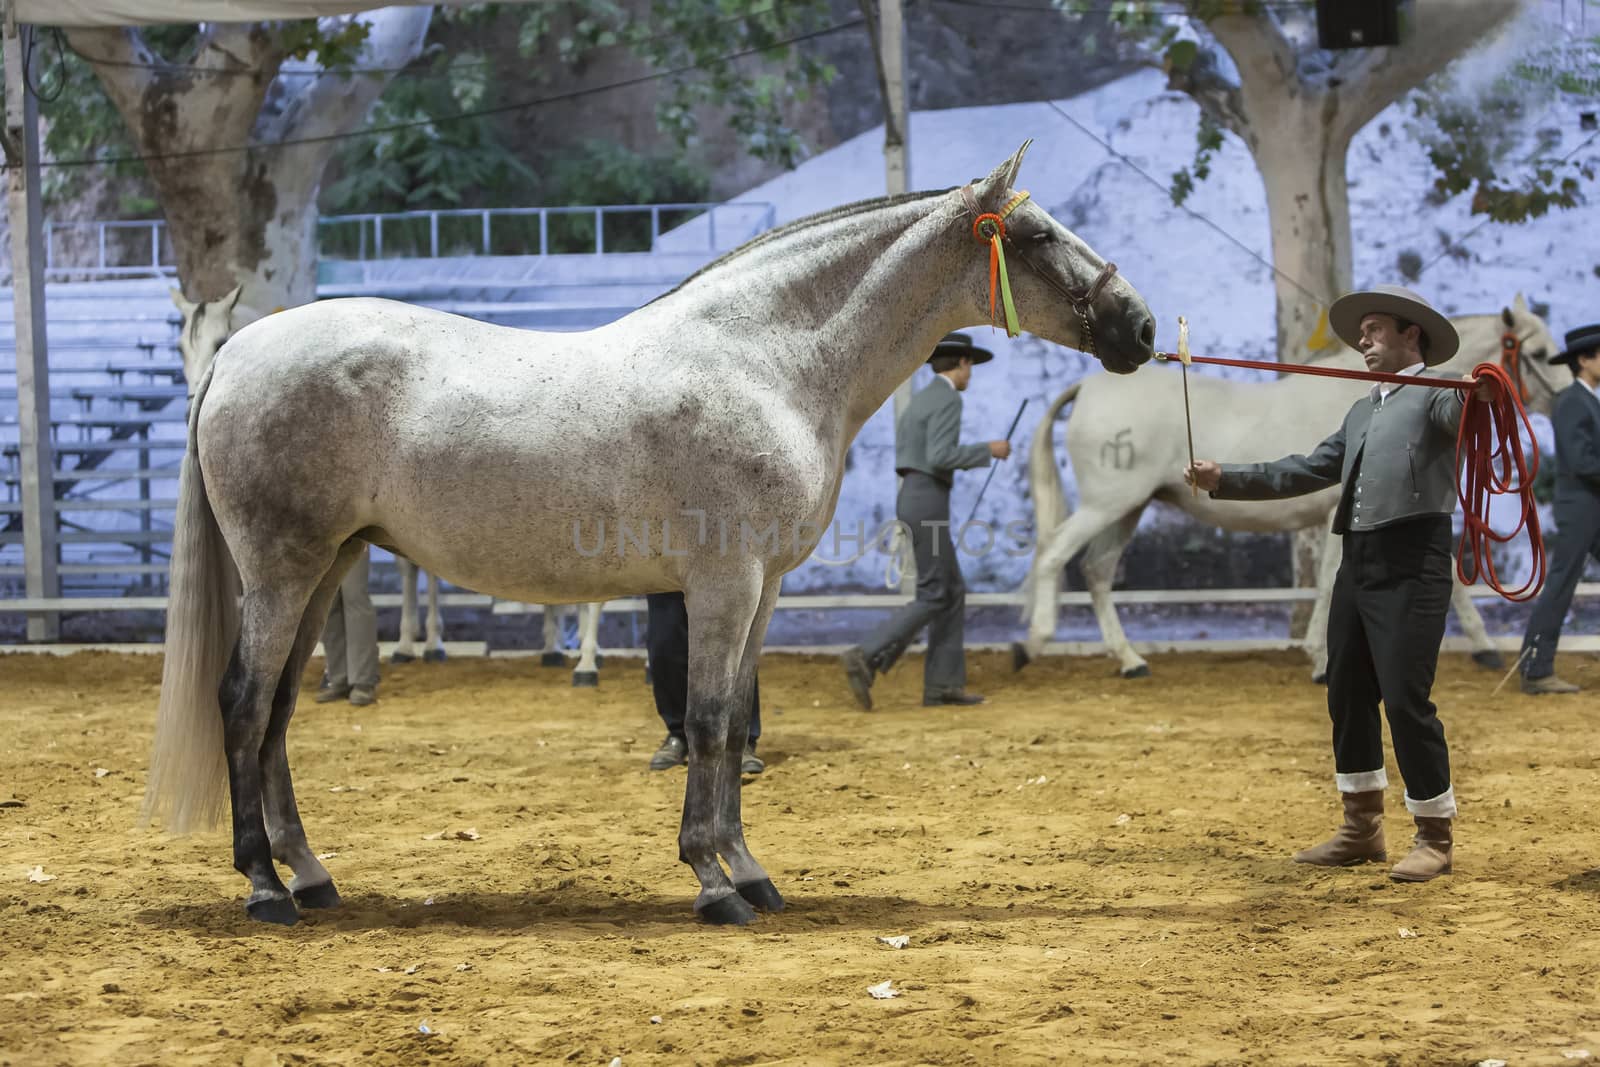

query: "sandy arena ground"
xmin=3 ymin=647 xmax=1600 ymax=1066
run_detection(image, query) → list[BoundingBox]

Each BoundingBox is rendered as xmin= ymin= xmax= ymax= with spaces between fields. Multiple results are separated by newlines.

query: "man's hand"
xmin=1185 ymin=459 xmax=1221 ymax=492
xmin=1463 ymin=371 xmax=1494 ymax=402
xmin=989 ymin=440 xmax=1012 ymax=460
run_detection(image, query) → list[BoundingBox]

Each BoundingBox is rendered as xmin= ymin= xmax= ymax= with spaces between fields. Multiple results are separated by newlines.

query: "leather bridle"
xmin=959 ymin=183 xmax=1118 ymax=356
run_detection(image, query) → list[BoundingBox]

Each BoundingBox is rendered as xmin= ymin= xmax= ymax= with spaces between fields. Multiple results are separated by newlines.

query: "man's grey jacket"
xmin=1549 ymin=380 xmax=1600 ymax=536
xmin=1211 ymin=375 xmax=1466 ymax=534
xmin=894 ymin=375 xmax=991 ymax=487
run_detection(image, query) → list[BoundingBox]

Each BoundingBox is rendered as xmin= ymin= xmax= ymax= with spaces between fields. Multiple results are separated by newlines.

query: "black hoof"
xmin=540 ymin=651 xmax=566 ymax=667
xmin=1121 ymin=664 xmax=1151 ymax=679
xmin=572 ymin=670 xmax=599 ymax=688
xmin=423 ymin=648 xmax=448 ymax=663
xmin=246 ymin=895 xmax=299 ymax=926
xmin=1471 ymin=649 xmax=1506 ymax=670
xmin=1011 ymin=642 xmax=1031 ymax=673
xmin=736 ymin=878 xmax=785 ymax=913
xmin=292 ymin=880 xmax=342 ymax=910
xmin=389 ymin=650 xmax=415 ymax=664
xmin=697 ymin=892 xmax=758 ymax=926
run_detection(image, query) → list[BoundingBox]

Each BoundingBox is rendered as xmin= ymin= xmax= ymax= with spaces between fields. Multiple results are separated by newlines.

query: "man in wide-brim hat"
xmin=1186 ymin=283 xmax=1472 ymax=884
xmin=839 ymin=332 xmax=1008 ymax=710
xmin=1518 ymin=321 xmax=1600 ymax=695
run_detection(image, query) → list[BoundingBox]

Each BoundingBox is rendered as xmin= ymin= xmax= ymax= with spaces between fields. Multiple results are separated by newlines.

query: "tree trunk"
xmin=68 ymin=8 xmax=430 ymax=321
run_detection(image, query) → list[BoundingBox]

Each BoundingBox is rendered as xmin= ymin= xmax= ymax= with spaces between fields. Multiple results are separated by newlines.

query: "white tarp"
xmin=10 ymin=1 xmax=539 ymax=27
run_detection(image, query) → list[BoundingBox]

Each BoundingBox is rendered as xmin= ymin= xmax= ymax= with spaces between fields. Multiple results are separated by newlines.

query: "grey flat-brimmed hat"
xmin=1328 ymin=284 xmax=1459 ymax=366
xmin=929 ymin=332 xmax=994 ymax=365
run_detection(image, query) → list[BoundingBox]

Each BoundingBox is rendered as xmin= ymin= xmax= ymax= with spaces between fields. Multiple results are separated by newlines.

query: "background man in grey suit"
xmin=1519 ymin=322 xmax=1600 ymax=695
xmin=840 ymin=333 xmax=1011 ymax=710
xmin=1187 ymin=285 xmax=1488 ymax=885
xmin=316 ymin=544 xmax=380 ymax=706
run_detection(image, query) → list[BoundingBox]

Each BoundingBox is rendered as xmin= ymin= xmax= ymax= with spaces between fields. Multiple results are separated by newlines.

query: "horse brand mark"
xmin=1100 ymin=428 xmax=1135 ymax=470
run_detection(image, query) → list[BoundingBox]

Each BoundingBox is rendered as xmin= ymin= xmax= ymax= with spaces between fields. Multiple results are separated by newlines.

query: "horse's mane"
xmin=644 ymin=186 xmax=957 ymax=306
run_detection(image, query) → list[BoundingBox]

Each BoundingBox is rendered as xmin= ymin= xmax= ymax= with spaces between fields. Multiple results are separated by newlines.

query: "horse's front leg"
xmin=680 ymin=572 xmax=766 ymax=925
xmin=571 ymin=601 xmax=602 ymax=687
xmin=717 ymin=580 xmax=783 ymax=913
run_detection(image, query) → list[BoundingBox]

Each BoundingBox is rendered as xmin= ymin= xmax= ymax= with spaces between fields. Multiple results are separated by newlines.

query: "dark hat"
xmin=929 ymin=332 xmax=994 ymax=365
xmin=1549 ymin=323 xmax=1600 ymax=366
xmin=1328 ymin=284 xmax=1459 ymax=366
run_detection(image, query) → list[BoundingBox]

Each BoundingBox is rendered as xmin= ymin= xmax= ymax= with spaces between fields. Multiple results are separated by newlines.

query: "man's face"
xmin=950 ymin=357 xmax=973 ymax=391
xmin=1577 ymin=349 xmax=1600 ymax=383
xmin=1357 ymin=313 xmax=1421 ymax=375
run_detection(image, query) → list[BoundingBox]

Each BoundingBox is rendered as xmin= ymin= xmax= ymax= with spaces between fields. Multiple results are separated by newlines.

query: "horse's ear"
xmin=1002 ymin=138 xmax=1033 ymax=190
xmin=1502 ymin=306 xmax=1515 ymax=327
xmin=974 ymin=139 xmax=1034 ymax=206
xmin=1513 ymin=292 xmax=1528 ymax=313
xmin=169 ymin=287 xmax=194 ymax=318
xmin=222 ymin=283 xmax=243 ymax=318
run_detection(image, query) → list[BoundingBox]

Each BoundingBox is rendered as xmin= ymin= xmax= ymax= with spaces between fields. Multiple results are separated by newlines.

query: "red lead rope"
xmin=1155 ymin=352 xmax=1546 ymax=603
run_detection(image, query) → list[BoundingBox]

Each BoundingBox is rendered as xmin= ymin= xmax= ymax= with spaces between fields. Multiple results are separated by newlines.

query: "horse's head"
xmin=960 ymin=140 xmax=1156 ymax=374
xmin=1498 ymin=293 xmax=1565 ymax=417
xmin=170 ymin=284 xmax=242 ymax=398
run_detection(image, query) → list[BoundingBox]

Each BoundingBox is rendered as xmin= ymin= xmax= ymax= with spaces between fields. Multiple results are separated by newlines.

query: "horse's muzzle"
xmin=1097 ymin=308 xmax=1157 ymax=374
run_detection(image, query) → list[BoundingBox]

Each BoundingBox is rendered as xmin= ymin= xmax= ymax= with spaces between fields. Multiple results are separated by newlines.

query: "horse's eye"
xmin=1030 ymin=231 xmax=1052 ymax=244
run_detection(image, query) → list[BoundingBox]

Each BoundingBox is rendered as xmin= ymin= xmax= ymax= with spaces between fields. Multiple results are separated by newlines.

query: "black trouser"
xmin=1520 ymin=515 xmax=1600 ymax=678
xmin=1325 ymin=516 xmax=1453 ymax=805
xmin=858 ymin=472 xmax=967 ymax=693
xmin=645 ymin=592 xmax=760 ymax=746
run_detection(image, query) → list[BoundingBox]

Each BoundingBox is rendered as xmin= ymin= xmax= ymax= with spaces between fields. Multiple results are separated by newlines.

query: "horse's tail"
xmin=1020 ymin=380 xmax=1082 ymax=623
xmin=141 ymin=362 xmax=240 ymax=833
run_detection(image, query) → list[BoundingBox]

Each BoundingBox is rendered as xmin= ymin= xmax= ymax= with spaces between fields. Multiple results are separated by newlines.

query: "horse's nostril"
xmin=1139 ymin=320 xmax=1155 ymax=348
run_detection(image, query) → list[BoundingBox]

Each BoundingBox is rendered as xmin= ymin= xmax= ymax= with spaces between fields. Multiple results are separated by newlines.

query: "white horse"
xmin=172 ymin=288 xmax=610 ymax=684
xmin=142 ymin=142 xmax=1158 ymax=928
xmin=1014 ymin=296 xmax=1564 ymax=680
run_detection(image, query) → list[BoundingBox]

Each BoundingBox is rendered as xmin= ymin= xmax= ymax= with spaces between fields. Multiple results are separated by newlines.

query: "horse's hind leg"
xmin=680 ymin=568 xmax=766 ymax=925
xmin=1451 ymin=575 xmax=1504 ymax=669
xmin=1015 ymin=508 xmax=1119 ymax=669
xmin=258 ymin=539 xmax=368 ymax=913
xmin=1081 ymin=508 xmax=1148 ymax=678
xmin=422 ymin=570 xmax=447 ymax=661
xmin=540 ymin=605 xmax=566 ymax=667
xmin=392 ymin=557 xmax=418 ymax=663
xmin=219 ymin=567 xmax=328 ymax=926
xmin=719 ymin=579 xmax=783 ymax=914
xmin=572 ymin=602 xmax=601 ymax=687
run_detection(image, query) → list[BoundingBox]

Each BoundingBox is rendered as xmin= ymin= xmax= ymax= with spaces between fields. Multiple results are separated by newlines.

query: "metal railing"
xmin=38 ymin=202 xmax=778 ymax=279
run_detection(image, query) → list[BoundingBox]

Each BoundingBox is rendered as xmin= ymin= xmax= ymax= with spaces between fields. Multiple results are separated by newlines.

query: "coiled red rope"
xmin=1155 ymin=352 xmax=1545 ymax=602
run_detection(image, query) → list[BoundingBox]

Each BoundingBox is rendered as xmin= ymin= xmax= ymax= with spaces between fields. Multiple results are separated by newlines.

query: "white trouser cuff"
xmin=1405 ymin=785 xmax=1456 ymax=819
xmin=1336 ymin=769 xmax=1387 ymax=793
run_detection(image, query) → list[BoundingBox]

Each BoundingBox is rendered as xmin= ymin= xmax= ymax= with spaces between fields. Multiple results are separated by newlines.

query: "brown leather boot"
xmin=1293 ymin=790 xmax=1386 ymax=866
xmin=1389 ymin=817 xmax=1453 ymax=882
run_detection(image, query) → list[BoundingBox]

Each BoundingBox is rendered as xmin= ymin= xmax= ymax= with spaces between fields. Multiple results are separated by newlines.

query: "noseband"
xmin=959 ymin=184 xmax=1118 ymax=356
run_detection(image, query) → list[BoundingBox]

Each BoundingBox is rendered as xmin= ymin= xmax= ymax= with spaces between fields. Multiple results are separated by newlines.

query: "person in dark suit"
xmin=644 ymin=592 xmax=764 ymax=775
xmin=1187 ymin=285 xmax=1490 ymax=884
xmin=1518 ymin=322 xmax=1600 ymax=695
xmin=838 ymin=333 xmax=1011 ymax=710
